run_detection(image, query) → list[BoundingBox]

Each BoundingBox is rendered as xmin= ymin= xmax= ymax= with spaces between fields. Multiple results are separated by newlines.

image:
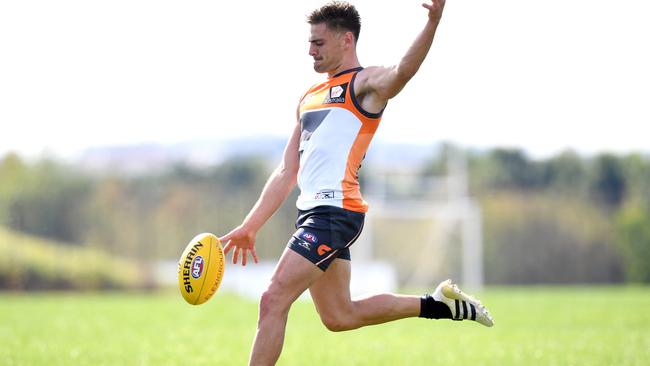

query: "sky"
xmin=1 ymin=0 xmax=648 ymax=160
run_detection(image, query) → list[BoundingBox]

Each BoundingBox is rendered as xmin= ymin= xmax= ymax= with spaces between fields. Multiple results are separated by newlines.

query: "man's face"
xmin=308 ymin=23 xmax=345 ymax=74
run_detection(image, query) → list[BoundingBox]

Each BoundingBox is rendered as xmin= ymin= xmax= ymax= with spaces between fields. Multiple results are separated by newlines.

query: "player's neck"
xmin=328 ymin=54 xmax=361 ymax=78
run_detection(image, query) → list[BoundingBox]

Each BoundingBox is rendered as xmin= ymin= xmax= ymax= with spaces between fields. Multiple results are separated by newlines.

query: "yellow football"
xmin=178 ymin=233 xmax=225 ymax=305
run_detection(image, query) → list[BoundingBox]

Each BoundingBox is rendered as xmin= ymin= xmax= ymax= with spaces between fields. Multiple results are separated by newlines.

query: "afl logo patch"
xmin=301 ymin=232 xmax=318 ymax=243
xmin=191 ymin=256 xmax=205 ymax=279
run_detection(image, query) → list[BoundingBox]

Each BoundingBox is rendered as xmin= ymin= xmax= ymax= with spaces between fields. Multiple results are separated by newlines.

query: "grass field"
xmin=1 ymin=287 xmax=649 ymax=365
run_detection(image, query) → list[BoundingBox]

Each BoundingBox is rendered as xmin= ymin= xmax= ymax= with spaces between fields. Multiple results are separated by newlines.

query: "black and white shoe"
xmin=432 ymin=279 xmax=494 ymax=327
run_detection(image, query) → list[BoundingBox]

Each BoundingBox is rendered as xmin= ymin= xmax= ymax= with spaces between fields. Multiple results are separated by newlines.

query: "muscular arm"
xmin=220 ymin=120 xmax=301 ymax=265
xmin=356 ymin=0 xmax=446 ymax=110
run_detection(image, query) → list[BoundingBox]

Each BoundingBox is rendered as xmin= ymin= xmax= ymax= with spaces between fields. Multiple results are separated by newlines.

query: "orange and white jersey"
xmin=297 ymin=67 xmax=384 ymax=213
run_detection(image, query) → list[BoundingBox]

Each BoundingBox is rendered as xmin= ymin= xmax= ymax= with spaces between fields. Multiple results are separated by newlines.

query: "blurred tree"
xmin=482 ymin=192 xmax=623 ymax=284
xmin=619 ymin=154 xmax=650 ymax=208
xmin=0 ymin=153 xmax=29 ymax=225
xmin=420 ymin=143 xmax=453 ymax=177
xmin=209 ymin=156 xmax=297 ymax=260
xmin=471 ymin=148 xmax=546 ymax=192
xmin=5 ymin=159 xmax=92 ymax=244
xmin=85 ymin=177 xmax=137 ymax=254
xmin=591 ymin=154 xmax=626 ymax=208
xmin=543 ymin=150 xmax=587 ymax=196
xmin=3 ymin=147 xmax=649 ymax=286
xmin=211 ymin=156 xmax=270 ymax=194
xmin=616 ymin=204 xmax=650 ymax=283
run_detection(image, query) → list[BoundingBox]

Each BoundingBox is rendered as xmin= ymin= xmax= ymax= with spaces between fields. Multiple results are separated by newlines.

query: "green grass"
xmin=1 ymin=287 xmax=649 ymax=365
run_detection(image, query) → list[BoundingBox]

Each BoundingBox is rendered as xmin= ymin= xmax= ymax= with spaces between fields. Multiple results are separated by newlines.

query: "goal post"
xmin=351 ymin=149 xmax=484 ymax=291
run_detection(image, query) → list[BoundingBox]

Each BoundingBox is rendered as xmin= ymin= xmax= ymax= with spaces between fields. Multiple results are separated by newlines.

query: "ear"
xmin=343 ymin=31 xmax=355 ymax=49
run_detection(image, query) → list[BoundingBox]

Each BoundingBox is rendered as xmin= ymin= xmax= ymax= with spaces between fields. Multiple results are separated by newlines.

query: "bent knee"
xmin=259 ymin=289 xmax=290 ymax=319
xmin=320 ymin=314 xmax=356 ymax=332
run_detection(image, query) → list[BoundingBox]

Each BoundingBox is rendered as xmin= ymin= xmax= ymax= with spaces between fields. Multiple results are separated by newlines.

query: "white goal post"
xmin=351 ymin=149 xmax=484 ymax=291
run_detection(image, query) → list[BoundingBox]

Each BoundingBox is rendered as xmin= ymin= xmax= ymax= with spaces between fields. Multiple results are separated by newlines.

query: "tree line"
xmin=1 ymin=147 xmax=649 ymax=285
xmin=466 ymin=148 xmax=650 ymax=283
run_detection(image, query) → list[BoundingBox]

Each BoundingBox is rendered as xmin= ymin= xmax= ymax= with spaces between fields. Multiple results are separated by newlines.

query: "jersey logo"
xmin=330 ymin=85 xmax=344 ymax=98
xmin=297 ymin=239 xmax=311 ymax=251
xmin=323 ymin=83 xmax=347 ymax=104
xmin=300 ymin=110 xmax=331 ymax=143
xmin=301 ymin=231 xmax=318 ymax=243
xmin=314 ymin=190 xmax=335 ymax=199
xmin=317 ymin=244 xmax=332 ymax=256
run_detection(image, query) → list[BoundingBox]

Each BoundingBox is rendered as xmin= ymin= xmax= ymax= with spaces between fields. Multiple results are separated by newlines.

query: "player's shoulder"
xmin=356 ymin=65 xmax=388 ymax=80
xmin=354 ymin=65 xmax=396 ymax=95
xmin=357 ymin=65 xmax=395 ymax=76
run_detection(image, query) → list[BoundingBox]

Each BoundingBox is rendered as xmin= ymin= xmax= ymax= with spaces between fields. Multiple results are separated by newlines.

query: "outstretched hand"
xmin=220 ymin=225 xmax=259 ymax=266
xmin=422 ymin=0 xmax=446 ymax=24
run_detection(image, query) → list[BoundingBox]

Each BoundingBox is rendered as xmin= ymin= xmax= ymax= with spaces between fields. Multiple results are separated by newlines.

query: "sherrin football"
xmin=178 ymin=233 xmax=225 ymax=305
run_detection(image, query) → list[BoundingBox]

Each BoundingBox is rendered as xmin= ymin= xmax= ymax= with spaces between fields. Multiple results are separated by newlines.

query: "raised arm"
xmin=355 ymin=0 xmax=446 ymax=111
xmin=219 ymin=120 xmax=301 ymax=266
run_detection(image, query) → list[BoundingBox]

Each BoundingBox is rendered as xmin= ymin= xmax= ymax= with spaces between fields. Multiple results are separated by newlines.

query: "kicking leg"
xmin=249 ymin=248 xmax=323 ymax=366
xmin=309 ymin=260 xmax=495 ymax=331
xmin=308 ymin=258 xmax=420 ymax=332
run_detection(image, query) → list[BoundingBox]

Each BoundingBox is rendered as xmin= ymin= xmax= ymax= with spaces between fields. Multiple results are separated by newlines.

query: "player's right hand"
xmin=220 ymin=225 xmax=259 ymax=266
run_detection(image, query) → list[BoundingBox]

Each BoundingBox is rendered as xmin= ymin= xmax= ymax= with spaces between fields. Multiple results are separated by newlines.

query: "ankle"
xmin=419 ymin=294 xmax=452 ymax=319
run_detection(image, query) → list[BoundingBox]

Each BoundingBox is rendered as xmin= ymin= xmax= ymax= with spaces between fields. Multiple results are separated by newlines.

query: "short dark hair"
xmin=307 ymin=1 xmax=361 ymax=42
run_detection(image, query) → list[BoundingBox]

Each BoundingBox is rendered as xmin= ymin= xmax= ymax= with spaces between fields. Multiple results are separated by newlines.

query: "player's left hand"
xmin=422 ymin=0 xmax=446 ymax=24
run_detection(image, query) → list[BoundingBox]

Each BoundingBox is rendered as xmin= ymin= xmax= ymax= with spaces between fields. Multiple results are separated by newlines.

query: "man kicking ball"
xmin=220 ymin=2 xmax=494 ymax=365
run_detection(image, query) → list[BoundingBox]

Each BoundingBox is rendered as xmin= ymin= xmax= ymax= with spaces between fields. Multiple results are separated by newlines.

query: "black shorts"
xmin=287 ymin=205 xmax=365 ymax=271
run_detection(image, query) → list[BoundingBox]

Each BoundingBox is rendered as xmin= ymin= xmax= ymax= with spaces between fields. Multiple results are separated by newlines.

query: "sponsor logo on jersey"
xmin=317 ymin=244 xmax=332 ymax=256
xmin=191 ymin=255 xmax=205 ymax=279
xmin=296 ymin=239 xmax=311 ymax=251
xmin=330 ymin=85 xmax=345 ymax=98
xmin=301 ymin=231 xmax=318 ymax=243
xmin=323 ymin=83 xmax=347 ymax=104
xmin=315 ymin=190 xmax=335 ymax=199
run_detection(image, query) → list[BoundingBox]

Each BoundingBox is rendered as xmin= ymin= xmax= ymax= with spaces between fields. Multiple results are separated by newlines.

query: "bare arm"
xmin=356 ymin=0 xmax=446 ymax=109
xmin=220 ymin=121 xmax=301 ymax=265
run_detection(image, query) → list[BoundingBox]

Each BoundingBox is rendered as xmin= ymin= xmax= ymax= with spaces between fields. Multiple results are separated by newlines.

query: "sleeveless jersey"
xmin=296 ymin=67 xmax=384 ymax=213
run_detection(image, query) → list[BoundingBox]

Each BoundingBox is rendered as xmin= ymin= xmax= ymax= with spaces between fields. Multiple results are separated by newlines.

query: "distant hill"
xmin=79 ymin=136 xmax=440 ymax=174
xmin=0 ymin=226 xmax=148 ymax=290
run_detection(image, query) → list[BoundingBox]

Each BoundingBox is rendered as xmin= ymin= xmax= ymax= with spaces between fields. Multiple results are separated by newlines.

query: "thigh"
xmin=308 ymin=258 xmax=354 ymax=315
xmin=267 ymin=247 xmax=324 ymax=305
